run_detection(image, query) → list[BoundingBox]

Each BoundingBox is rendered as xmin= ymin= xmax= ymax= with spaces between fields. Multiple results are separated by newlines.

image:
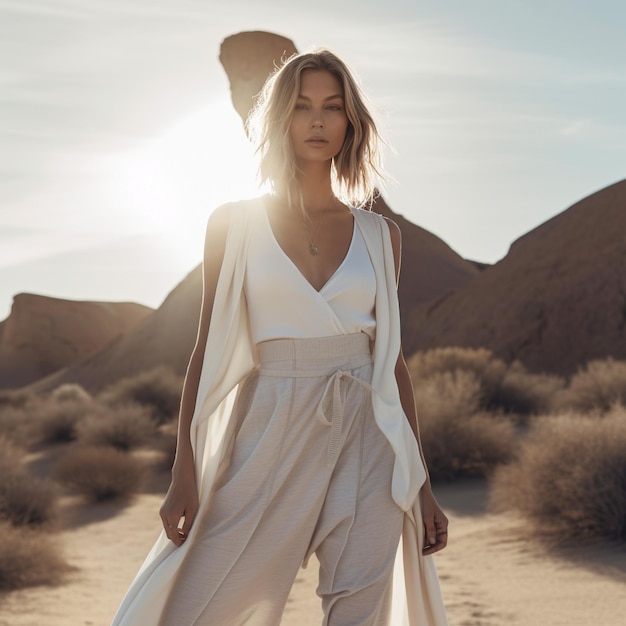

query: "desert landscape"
xmin=1 ymin=29 xmax=625 ymax=626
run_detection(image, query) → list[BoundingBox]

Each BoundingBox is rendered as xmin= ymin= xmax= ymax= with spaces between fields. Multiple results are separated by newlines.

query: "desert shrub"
xmin=415 ymin=371 xmax=516 ymax=481
xmin=50 ymin=383 xmax=92 ymax=404
xmin=0 ymin=439 xmax=57 ymax=527
xmin=490 ymin=406 xmax=626 ymax=543
xmin=0 ymin=437 xmax=23 ymax=469
xmin=34 ymin=398 xmax=96 ymax=444
xmin=77 ymin=403 xmax=157 ymax=451
xmin=408 ymin=347 xmax=564 ymax=415
xmin=0 ymin=522 xmax=68 ymax=590
xmin=0 ymin=388 xmax=34 ymax=409
xmin=496 ymin=363 xmax=565 ymax=415
xmin=0 ymin=405 xmax=37 ymax=447
xmin=556 ymin=358 xmax=626 ymax=413
xmin=0 ymin=470 xmax=57 ymax=527
xmin=54 ymin=445 xmax=144 ymax=502
xmin=98 ymin=367 xmax=183 ymax=425
xmin=409 ymin=347 xmax=507 ymax=397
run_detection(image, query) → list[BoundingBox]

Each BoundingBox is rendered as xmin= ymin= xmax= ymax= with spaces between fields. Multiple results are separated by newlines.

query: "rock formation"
xmin=29 ymin=268 xmax=201 ymax=393
xmin=219 ymin=31 xmax=297 ymax=127
xmin=0 ymin=294 xmax=152 ymax=389
xmin=407 ymin=179 xmax=626 ymax=375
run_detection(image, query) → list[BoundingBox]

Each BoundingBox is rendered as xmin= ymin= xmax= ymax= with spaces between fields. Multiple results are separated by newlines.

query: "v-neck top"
xmin=244 ymin=205 xmax=376 ymax=344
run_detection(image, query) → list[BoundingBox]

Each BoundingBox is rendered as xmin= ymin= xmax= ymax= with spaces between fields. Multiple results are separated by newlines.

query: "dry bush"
xmin=415 ymin=371 xmax=516 ymax=481
xmin=556 ymin=358 xmax=626 ymax=413
xmin=98 ymin=367 xmax=183 ymax=425
xmin=408 ymin=347 xmax=564 ymax=415
xmin=0 ymin=388 xmax=34 ymax=409
xmin=490 ymin=406 xmax=626 ymax=543
xmin=0 ymin=522 xmax=68 ymax=590
xmin=77 ymin=403 xmax=157 ymax=451
xmin=51 ymin=383 xmax=92 ymax=404
xmin=409 ymin=347 xmax=507 ymax=397
xmin=34 ymin=398 xmax=95 ymax=444
xmin=0 ymin=439 xmax=57 ymax=527
xmin=496 ymin=363 xmax=565 ymax=415
xmin=54 ymin=445 xmax=144 ymax=502
xmin=0 ymin=405 xmax=38 ymax=447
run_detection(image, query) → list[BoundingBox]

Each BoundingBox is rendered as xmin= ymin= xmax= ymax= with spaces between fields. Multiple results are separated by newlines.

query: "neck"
xmin=295 ymin=161 xmax=334 ymax=213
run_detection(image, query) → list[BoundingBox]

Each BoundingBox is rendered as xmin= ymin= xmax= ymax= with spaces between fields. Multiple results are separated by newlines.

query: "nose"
xmin=310 ymin=111 xmax=324 ymax=128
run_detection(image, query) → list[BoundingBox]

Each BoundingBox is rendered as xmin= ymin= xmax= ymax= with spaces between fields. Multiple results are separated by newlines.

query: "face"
xmin=289 ymin=70 xmax=349 ymax=166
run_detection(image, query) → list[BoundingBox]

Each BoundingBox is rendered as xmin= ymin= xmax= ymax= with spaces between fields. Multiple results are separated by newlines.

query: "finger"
xmin=423 ymin=530 xmax=448 ymax=555
xmin=163 ymin=518 xmax=184 ymax=546
xmin=181 ymin=507 xmax=198 ymax=538
xmin=425 ymin=519 xmax=437 ymax=547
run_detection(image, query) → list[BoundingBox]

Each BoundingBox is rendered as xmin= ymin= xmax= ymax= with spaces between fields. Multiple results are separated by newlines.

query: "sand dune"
xmin=1 ymin=480 xmax=625 ymax=626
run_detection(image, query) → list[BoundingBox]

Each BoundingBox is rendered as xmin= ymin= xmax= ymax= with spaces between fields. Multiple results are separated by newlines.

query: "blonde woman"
xmin=113 ymin=49 xmax=448 ymax=626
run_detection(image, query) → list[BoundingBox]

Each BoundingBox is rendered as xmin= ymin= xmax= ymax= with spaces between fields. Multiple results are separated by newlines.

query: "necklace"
xmin=302 ymin=195 xmax=334 ymax=256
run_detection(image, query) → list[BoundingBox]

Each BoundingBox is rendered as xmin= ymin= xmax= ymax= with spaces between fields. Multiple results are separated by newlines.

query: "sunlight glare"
xmin=112 ymin=98 xmax=262 ymax=268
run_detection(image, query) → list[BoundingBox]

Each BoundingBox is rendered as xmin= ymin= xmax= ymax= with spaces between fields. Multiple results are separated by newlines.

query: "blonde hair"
xmin=247 ymin=48 xmax=385 ymax=210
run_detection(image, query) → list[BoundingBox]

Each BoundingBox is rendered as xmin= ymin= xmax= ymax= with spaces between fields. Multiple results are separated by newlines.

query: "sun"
xmin=112 ymin=97 xmax=262 ymax=267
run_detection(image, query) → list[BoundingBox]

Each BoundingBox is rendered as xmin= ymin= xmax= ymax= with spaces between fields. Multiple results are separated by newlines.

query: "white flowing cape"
xmin=112 ymin=198 xmax=448 ymax=626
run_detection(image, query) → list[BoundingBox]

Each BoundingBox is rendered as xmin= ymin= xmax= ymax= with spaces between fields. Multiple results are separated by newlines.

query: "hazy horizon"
xmin=1 ymin=0 xmax=625 ymax=320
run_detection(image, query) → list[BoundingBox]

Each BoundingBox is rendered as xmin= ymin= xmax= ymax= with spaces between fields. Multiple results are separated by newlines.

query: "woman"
xmin=112 ymin=49 xmax=448 ymax=626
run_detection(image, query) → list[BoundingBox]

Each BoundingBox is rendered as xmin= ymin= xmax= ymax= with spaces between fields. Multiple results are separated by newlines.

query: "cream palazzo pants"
xmin=159 ymin=334 xmax=404 ymax=626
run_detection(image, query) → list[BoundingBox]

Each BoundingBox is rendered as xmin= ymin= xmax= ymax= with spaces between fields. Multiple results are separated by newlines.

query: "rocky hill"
xmin=0 ymin=294 xmax=152 ymax=389
xmin=406 ymin=179 xmax=626 ymax=374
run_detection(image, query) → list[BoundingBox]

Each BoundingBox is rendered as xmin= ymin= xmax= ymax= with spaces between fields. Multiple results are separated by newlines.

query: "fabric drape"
xmin=111 ymin=197 xmax=448 ymax=626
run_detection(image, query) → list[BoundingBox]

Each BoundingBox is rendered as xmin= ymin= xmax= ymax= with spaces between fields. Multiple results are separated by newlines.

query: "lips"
xmin=305 ymin=136 xmax=328 ymax=143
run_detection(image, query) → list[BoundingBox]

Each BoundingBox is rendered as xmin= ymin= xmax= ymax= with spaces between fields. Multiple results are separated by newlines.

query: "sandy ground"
xmin=1 ymin=479 xmax=625 ymax=626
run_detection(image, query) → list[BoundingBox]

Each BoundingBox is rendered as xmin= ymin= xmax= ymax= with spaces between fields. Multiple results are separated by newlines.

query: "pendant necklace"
xmin=302 ymin=195 xmax=334 ymax=256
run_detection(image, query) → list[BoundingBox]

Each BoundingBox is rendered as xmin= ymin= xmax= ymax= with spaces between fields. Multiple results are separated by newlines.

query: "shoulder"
xmin=381 ymin=216 xmax=401 ymax=248
xmin=208 ymin=196 xmax=264 ymax=223
xmin=203 ymin=196 xmax=265 ymax=261
xmin=353 ymin=207 xmax=400 ymax=244
xmin=206 ymin=196 xmax=265 ymax=235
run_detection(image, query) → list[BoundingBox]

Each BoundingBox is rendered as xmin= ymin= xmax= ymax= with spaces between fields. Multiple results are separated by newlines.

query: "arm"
xmin=383 ymin=217 xmax=449 ymax=556
xmin=159 ymin=205 xmax=230 ymax=546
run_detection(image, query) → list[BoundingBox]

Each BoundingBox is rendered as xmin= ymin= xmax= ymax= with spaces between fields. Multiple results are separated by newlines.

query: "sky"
xmin=1 ymin=0 xmax=625 ymax=320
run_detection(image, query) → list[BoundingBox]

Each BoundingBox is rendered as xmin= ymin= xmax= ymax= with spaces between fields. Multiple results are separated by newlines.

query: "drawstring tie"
xmin=315 ymin=369 xmax=376 ymax=468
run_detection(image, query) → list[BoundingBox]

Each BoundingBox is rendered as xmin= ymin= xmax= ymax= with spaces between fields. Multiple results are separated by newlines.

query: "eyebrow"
xmin=296 ymin=94 xmax=344 ymax=101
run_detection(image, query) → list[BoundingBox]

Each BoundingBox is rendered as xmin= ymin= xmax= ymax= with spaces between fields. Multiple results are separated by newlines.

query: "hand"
xmin=159 ymin=459 xmax=199 ymax=547
xmin=420 ymin=485 xmax=449 ymax=556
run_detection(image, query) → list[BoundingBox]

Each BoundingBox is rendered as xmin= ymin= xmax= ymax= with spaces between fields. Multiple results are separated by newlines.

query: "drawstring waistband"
xmin=257 ymin=334 xmax=375 ymax=467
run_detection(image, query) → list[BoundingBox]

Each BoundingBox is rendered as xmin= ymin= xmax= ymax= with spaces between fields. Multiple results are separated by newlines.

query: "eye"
xmin=326 ymin=105 xmax=342 ymax=111
xmin=294 ymin=103 xmax=308 ymax=110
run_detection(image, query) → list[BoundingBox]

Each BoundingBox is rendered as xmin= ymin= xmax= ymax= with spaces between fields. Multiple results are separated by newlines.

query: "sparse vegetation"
xmin=0 ymin=439 xmax=57 ymax=527
xmin=408 ymin=347 xmax=565 ymax=415
xmin=51 ymin=383 xmax=92 ymax=404
xmin=0 ymin=405 xmax=37 ymax=447
xmin=555 ymin=358 xmax=626 ymax=413
xmin=495 ymin=363 xmax=565 ymax=415
xmin=490 ymin=405 xmax=626 ymax=543
xmin=98 ymin=367 xmax=183 ymax=425
xmin=54 ymin=445 xmax=144 ymax=502
xmin=0 ymin=521 xmax=68 ymax=590
xmin=35 ymin=398 xmax=93 ymax=444
xmin=0 ymin=388 xmax=34 ymax=409
xmin=415 ymin=370 xmax=516 ymax=481
xmin=77 ymin=403 xmax=157 ymax=451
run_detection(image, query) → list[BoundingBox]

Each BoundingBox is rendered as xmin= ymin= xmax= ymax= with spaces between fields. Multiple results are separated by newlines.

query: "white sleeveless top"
xmin=244 ymin=206 xmax=376 ymax=344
